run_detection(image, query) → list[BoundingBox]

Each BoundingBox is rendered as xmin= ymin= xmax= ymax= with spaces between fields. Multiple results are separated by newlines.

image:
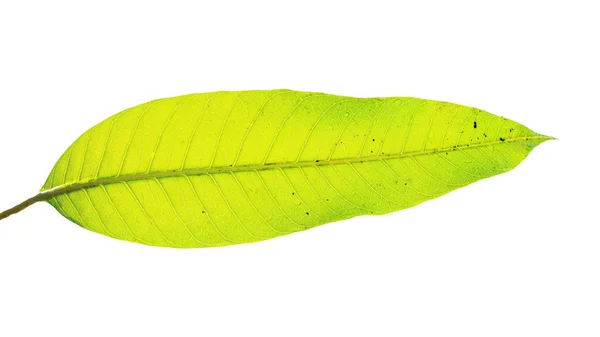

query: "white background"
xmin=0 ymin=1 xmax=598 ymax=336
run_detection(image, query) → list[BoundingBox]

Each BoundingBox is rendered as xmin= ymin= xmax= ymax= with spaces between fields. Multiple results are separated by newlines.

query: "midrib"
xmin=39 ymin=136 xmax=549 ymax=200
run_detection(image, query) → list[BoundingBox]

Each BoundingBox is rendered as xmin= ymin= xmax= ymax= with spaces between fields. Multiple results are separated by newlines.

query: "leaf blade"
xmin=41 ymin=90 xmax=552 ymax=247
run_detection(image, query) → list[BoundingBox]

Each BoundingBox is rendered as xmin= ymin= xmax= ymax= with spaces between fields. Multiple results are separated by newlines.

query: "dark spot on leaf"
xmin=326 ymin=199 xmax=329 ymax=201
xmin=372 ymin=139 xmax=375 ymax=142
xmin=483 ymin=133 xmax=488 ymax=138
xmin=292 ymin=192 xmax=295 ymax=195
xmin=499 ymin=137 xmax=506 ymax=141
xmin=510 ymin=128 xmax=514 ymax=133
xmin=305 ymin=212 xmax=310 ymax=215
xmin=404 ymin=182 xmax=408 ymax=186
xmin=315 ymin=160 xmax=320 ymax=163
xmin=202 ymin=210 xmax=206 ymax=214
xmin=473 ymin=121 xmax=477 ymax=128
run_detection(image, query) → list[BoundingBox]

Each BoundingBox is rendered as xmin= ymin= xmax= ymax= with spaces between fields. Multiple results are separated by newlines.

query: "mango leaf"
xmin=0 ymin=90 xmax=553 ymax=248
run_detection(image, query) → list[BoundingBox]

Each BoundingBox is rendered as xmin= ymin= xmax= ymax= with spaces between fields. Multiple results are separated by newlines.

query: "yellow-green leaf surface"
xmin=3 ymin=90 xmax=553 ymax=248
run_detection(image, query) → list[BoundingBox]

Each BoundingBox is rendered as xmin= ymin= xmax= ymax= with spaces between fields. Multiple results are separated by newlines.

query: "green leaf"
xmin=0 ymin=90 xmax=553 ymax=248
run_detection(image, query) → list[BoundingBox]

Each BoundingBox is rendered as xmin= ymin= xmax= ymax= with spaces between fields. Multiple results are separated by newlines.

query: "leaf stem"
xmin=0 ymin=194 xmax=47 ymax=221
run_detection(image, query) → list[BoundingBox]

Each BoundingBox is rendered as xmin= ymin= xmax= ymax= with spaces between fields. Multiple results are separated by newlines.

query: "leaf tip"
xmin=538 ymin=134 xmax=558 ymax=142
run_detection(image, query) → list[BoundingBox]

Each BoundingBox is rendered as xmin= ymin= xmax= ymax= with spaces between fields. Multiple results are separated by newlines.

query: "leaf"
xmin=0 ymin=90 xmax=553 ymax=248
